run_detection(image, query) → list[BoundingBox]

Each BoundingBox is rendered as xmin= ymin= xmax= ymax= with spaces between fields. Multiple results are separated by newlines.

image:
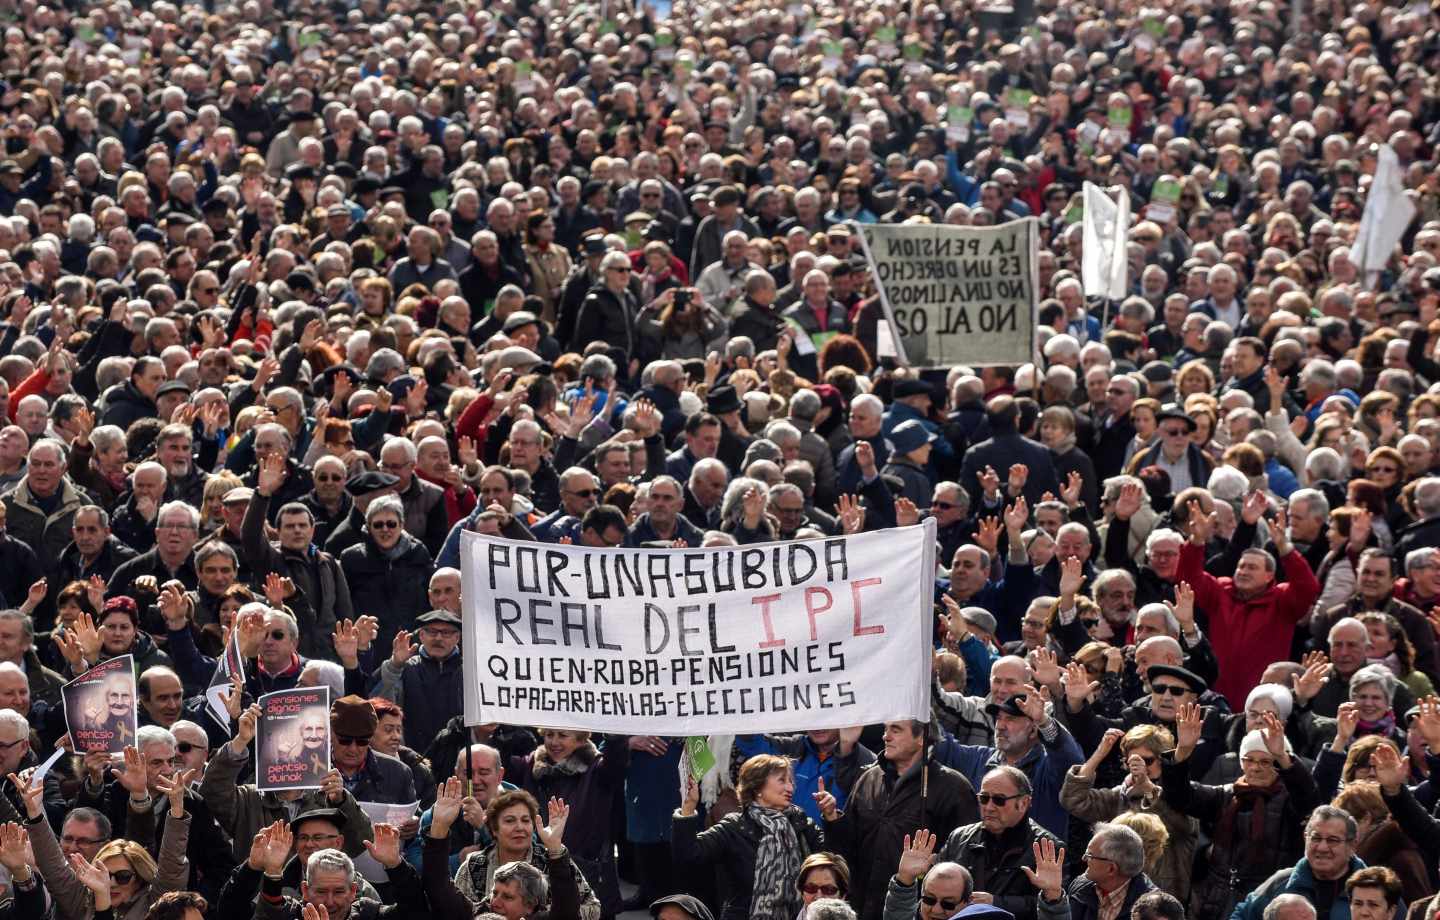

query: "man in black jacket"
xmin=959 ymin=396 xmax=1059 ymax=509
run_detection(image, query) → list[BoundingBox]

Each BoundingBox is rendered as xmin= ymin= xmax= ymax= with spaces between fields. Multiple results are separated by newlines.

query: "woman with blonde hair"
xmin=1175 ymin=360 xmax=1215 ymax=400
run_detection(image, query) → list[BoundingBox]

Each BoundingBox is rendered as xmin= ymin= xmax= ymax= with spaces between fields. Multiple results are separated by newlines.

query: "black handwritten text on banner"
xmin=459 ymin=523 xmax=935 ymax=734
xmin=857 ymin=219 xmax=1038 ymax=368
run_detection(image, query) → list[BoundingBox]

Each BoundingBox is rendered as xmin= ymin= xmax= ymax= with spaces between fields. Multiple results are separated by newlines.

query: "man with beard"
xmin=936 ymin=765 xmax=1064 ymax=920
xmin=155 ymin=423 xmax=210 ymax=508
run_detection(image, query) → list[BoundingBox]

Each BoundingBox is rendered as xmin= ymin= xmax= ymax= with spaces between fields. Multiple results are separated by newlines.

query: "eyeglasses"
xmin=1081 ymin=853 xmax=1114 ymax=864
xmin=1106 ymin=387 xmax=1131 ymax=396
xmin=976 ymin=792 xmax=1024 ymax=806
xmin=1367 ymin=465 xmax=1398 ymax=474
xmin=61 ymin=834 xmax=106 ymax=847
xmin=920 ymin=895 xmax=964 ymax=911
xmin=609 ymin=267 xmax=632 ymax=274
xmin=1152 ymin=684 xmax=1191 ymax=697
xmin=932 ymin=501 xmax=959 ymax=511
xmin=802 ymin=884 xmax=841 ymax=896
xmin=336 ymin=735 xmax=370 ymax=747
xmin=298 ymin=833 xmax=342 ymax=845
xmin=1131 ymin=753 xmax=1157 ymax=765
xmin=199 ymin=286 xmax=219 ymax=294
xmin=370 ymin=520 xmax=400 ymax=530
xmin=175 ymin=741 xmax=202 ymax=755
xmin=108 ymin=869 xmax=136 ymax=885
xmin=1161 ymin=427 xmax=1189 ymax=437
xmin=1306 ymin=833 xmax=1350 ymax=847
xmin=267 ymin=630 xmax=288 ymax=641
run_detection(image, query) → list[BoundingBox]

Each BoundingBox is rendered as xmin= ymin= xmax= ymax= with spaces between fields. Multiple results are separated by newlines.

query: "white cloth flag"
xmin=1082 ymin=181 xmax=1130 ymax=300
xmin=1352 ymin=144 xmax=1416 ymax=286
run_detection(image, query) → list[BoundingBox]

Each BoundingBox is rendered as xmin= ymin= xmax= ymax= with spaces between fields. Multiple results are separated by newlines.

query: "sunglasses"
xmin=176 ymin=741 xmax=201 ymax=755
xmin=1131 ymin=753 xmax=1157 ymax=765
xmin=370 ymin=520 xmax=400 ymax=530
xmin=315 ymin=474 xmax=345 ymax=483
xmin=1152 ymin=684 xmax=1191 ymax=697
xmin=336 ymin=735 xmax=371 ymax=747
xmin=802 ymin=884 xmax=841 ymax=896
xmin=1368 ymin=465 xmax=1398 ymax=474
xmin=920 ymin=895 xmax=964 ymax=911
xmin=931 ymin=501 xmax=958 ymax=511
xmin=566 ymin=488 xmax=599 ymax=497
xmin=109 ymin=870 xmax=136 ymax=885
xmin=1081 ymin=618 xmax=1100 ymax=629
xmin=267 ymin=630 xmax=288 ymax=641
xmin=199 ymin=286 xmax=219 ymax=294
xmin=976 ymin=792 xmax=1023 ymax=805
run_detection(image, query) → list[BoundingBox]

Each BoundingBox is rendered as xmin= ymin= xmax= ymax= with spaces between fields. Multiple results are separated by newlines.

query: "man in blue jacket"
xmin=932 ymin=688 xmax=1083 ymax=839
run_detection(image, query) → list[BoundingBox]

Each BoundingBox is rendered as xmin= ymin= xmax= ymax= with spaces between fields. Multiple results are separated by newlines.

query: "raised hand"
xmin=1022 ymin=836 xmax=1066 ymax=901
xmin=1333 ymin=702 xmax=1360 ymax=750
xmin=222 ymin=672 xmax=245 ymax=722
xmin=1029 ymin=647 xmax=1062 ymax=688
xmin=978 ymin=465 xmax=1001 ymax=498
xmin=1174 ymin=701 xmax=1203 ymax=758
xmin=321 ymin=769 xmax=344 ymax=805
xmin=301 ymin=903 xmax=330 ymax=920
xmin=117 ymin=745 xmax=149 ymax=799
xmin=0 ymin=823 xmax=28 ymax=875
xmin=263 ymin=572 xmax=295 ymax=607
xmin=1016 ymin=683 xmax=1051 ymax=725
xmin=363 ymin=823 xmax=403 ymax=869
xmin=835 ymin=494 xmax=865 ymax=534
xmin=158 ymin=581 xmax=189 ymax=630
xmin=1004 ymin=496 xmax=1030 ymax=536
xmin=741 ymin=486 xmax=765 ymax=529
xmin=1414 ymin=696 xmax=1440 ymax=752
xmin=257 ymin=453 xmax=287 ymax=498
xmin=1007 ymin=463 xmax=1029 ymax=495
xmin=1062 ymin=661 xmax=1098 ymax=712
xmin=390 ymin=629 xmax=417 ymax=668
xmin=1168 ymin=581 xmax=1196 ymax=633
xmin=1260 ymin=711 xmax=1291 ymax=767
xmin=897 ymin=829 xmax=936 ymax=885
xmin=975 ymin=516 xmax=1001 ymax=556
xmin=5 ymin=771 xmax=41 ymax=818
xmin=155 ymin=768 xmax=196 ymax=817
xmin=72 ymin=611 xmax=102 ymax=664
xmin=1114 ymin=481 xmax=1143 ymax=521
xmin=233 ymin=704 xmax=261 ymax=753
xmin=431 ymin=776 xmax=464 ymax=834
xmin=812 ymin=777 xmax=839 ymax=821
xmin=355 ymin=616 xmax=380 ymax=649
xmin=1241 ymin=490 xmax=1268 ymax=526
xmin=855 ymin=439 xmax=876 ymax=476
xmin=260 ymin=820 xmax=294 ymax=876
xmin=680 ymin=776 xmax=700 ymax=816
xmin=1096 ymin=727 xmax=1125 ymax=759
xmin=1060 ymin=470 xmax=1083 ymax=508
xmin=1186 ymin=499 xmax=1214 ymax=544
xmin=1371 ymin=741 xmax=1408 ymax=794
xmin=1058 ymin=555 xmax=1084 ymax=598
xmin=69 ymin=852 xmax=112 ymax=905
xmin=1294 ymin=655 xmax=1333 ymax=705
xmin=895 ymin=497 xmax=920 ymax=527
xmin=538 ymin=798 xmax=570 ymax=854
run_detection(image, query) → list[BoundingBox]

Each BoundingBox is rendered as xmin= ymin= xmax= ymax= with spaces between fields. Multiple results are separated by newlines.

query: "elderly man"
xmin=503 ymin=419 xmax=561 ymax=515
xmin=883 ymin=853 xmax=976 ymax=920
xmin=628 ymin=475 xmax=705 ymax=547
xmin=329 ymin=695 xmax=416 ymax=803
xmin=428 ymin=567 xmax=461 ymax=614
xmin=938 ymin=766 xmax=1065 ymax=920
xmin=110 ymin=460 xmax=168 ymax=553
xmin=99 ymin=355 xmax=163 ymax=430
xmin=942 ymin=498 xmax=1039 ymax=643
xmin=820 ymin=720 xmax=977 ymax=920
xmin=373 ymin=437 xmax=449 ymax=557
xmin=1395 ymin=477 xmax=1440 ymax=562
xmin=371 ymin=609 xmax=463 ymax=754
xmin=1314 ymin=549 xmax=1439 ymax=678
xmin=244 ymin=455 xmax=354 ymax=658
xmin=1302 ymin=616 xmax=1418 ymax=720
xmin=1396 ymin=547 xmax=1440 ymax=612
xmin=54 ymin=505 xmax=138 ymax=604
xmin=409 ymin=743 xmax=512 ymax=873
xmin=77 ymin=723 xmax=236 ymax=899
xmin=1032 ymin=824 xmax=1154 ymax=920
xmin=1231 ymin=807 xmax=1364 ymax=920
xmin=137 ymin=665 xmax=186 ymax=728
xmin=935 ymin=677 xmax=1084 ymax=839
xmin=109 ymin=500 xmax=203 ymax=601
xmin=4 ymin=440 xmax=86 ymax=560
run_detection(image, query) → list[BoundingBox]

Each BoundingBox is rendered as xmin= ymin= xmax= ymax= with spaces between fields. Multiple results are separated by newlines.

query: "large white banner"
xmin=856 ymin=219 xmax=1038 ymax=368
xmin=459 ymin=523 xmax=936 ymax=734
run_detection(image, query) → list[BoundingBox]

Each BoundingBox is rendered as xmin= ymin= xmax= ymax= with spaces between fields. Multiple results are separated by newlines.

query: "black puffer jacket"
xmin=671 ymin=805 xmax=824 ymax=920
xmin=938 ymin=819 xmax=1064 ymax=920
xmin=99 ymin=379 xmax=158 ymax=430
xmin=338 ymin=531 xmax=433 ymax=650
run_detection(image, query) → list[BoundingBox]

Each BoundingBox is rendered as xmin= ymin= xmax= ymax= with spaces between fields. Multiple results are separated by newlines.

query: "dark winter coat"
xmin=672 ymin=805 xmax=824 ymax=920
xmin=338 ymin=532 xmax=434 ymax=650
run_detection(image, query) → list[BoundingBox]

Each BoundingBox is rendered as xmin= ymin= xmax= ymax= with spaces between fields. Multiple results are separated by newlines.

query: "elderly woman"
xmin=338 ymin=494 xmax=433 ymax=651
xmin=1361 ymin=611 xmax=1435 ymax=700
xmin=672 ymin=754 xmax=824 ymax=920
xmin=796 ymin=852 xmax=852 ymax=917
xmin=1039 ymin=405 xmax=1098 ymax=514
xmin=1163 ymin=705 xmax=1319 ymax=920
xmin=1324 ymin=666 xmax=1407 ymax=761
xmin=720 ymin=476 xmax=778 ymax=544
xmin=21 ymin=748 xmax=193 ymax=920
xmin=426 ymin=779 xmax=587 ymax=920
xmin=1331 ymin=781 xmax=1432 ymax=905
xmin=1061 ymin=724 xmax=1198 ymax=900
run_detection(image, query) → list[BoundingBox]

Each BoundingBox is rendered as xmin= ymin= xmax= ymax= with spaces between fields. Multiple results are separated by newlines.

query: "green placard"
xmin=1151 ymin=178 xmax=1182 ymax=204
xmin=685 ymin=737 xmax=715 ymax=779
xmin=1108 ymin=105 xmax=1132 ymax=127
xmin=298 ymin=31 xmax=323 ymax=48
xmin=655 ymin=32 xmax=674 ymax=47
xmin=598 ymin=19 xmax=617 ymax=34
xmin=876 ymin=26 xmax=897 ymax=44
xmin=517 ymin=61 xmax=533 ymax=78
xmin=1144 ymin=18 xmax=1166 ymax=37
xmin=904 ymin=42 xmax=923 ymax=61
xmin=1064 ymin=204 xmax=1083 ymax=224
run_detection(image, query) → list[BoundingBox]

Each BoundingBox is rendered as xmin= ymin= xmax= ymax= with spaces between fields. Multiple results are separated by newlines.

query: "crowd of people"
xmin=0 ymin=0 xmax=1436 ymax=920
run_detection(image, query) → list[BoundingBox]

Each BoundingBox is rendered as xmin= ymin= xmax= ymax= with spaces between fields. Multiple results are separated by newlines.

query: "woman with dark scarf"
xmin=811 ymin=384 xmax=852 ymax=457
xmin=672 ymin=754 xmax=824 ymax=920
xmin=1162 ymin=703 xmax=1319 ymax=920
xmin=505 ymin=729 xmax=630 ymax=917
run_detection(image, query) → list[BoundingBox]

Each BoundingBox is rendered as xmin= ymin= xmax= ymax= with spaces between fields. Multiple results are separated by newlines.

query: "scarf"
xmin=1050 ymin=433 xmax=1077 ymax=456
xmin=1214 ymin=776 xmax=1283 ymax=850
xmin=748 ymin=804 xmax=803 ymax=920
xmin=1357 ymin=710 xmax=1397 ymax=737
xmin=1368 ymin=653 xmax=1405 ymax=679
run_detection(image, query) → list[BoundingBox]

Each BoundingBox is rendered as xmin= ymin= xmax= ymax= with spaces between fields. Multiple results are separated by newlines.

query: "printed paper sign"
xmin=855 ymin=220 xmax=1039 ymax=368
xmin=256 ymin=687 xmax=331 ymax=792
xmin=63 ymin=656 xmax=137 ymax=754
xmin=461 ymin=525 xmax=936 ymax=734
xmin=353 ymin=801 xmax=419 ymax=881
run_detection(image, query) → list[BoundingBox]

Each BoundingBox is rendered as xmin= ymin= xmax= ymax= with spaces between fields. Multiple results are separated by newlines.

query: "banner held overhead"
xmin=855 ymin=219 xmax=1038 ymax=368
xmin=459 ymin=522 xmax=936 ymax=735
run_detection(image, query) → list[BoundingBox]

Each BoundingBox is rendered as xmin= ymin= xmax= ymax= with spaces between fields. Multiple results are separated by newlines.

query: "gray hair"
xmin=1263 ymin=895 xmax=1317 ymax=920
xmin=1305 ymin=804 xmax=1358 ymax=841
xmin=789 ymin=388 xmax=821 ymax=422
xmin=135 ymin=725 xmax=177 ymax=752
xmin=365 ymin=493 xmax=406 ymax=524
xmin=807 ymin=899 xmax=858 ymax=920
xmin=1089 ymin=823 xmax=1147 ymax=877
xmin=1144 ymin=528 xmax=1182 ymax=553
xmin=766 ymin=421 xmax=801 ymax=447
xmin=1134 ymin=603 xmax=1180 ymax=635
xmin=1288 ymin=489 xmax=1330 ymax=522
xmin=1416 ymin=477 xmax=1440 ymax=518
xmin=157 ymin=500 xmax=200 ymax=531
xmin=493 ymin=860 xmax=548 ymax=908
xmin=1304 ymin=447 xmax=1344 ymax=484
xmin=0 ymin=709 xmax=26 ymax=739
xmin=0 ymin=610 xmax=32 ymax=642
xmin=720 ymin=476 xmax=767 ymax=528
xmin=1349 ymin=663 xmax=1398 ymax=703
xmin=690 ymin=457 xmax=727 ymax=488
xmin=194 ymin=541 xmax=238 ymax=570
xmin=305 ymin=848 xmax=357 ymax=887
xmin=299 ymin=660 xmax=345 ymax=698
xmin=1406 ymin=547 xmax=1439 ymax=577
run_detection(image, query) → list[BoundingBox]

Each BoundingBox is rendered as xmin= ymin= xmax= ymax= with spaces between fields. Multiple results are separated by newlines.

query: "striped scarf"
xmin=748 ymin=805 xmax=802 ymax=920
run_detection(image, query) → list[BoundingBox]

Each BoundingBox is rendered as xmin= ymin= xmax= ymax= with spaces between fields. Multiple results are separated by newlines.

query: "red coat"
xmin=1178 ymin=540 xmax=1320 ymax=706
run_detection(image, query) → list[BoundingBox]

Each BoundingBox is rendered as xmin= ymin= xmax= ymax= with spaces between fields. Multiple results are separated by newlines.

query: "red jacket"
xmin=1178 ymin=539 xmax=1320 ymax=707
